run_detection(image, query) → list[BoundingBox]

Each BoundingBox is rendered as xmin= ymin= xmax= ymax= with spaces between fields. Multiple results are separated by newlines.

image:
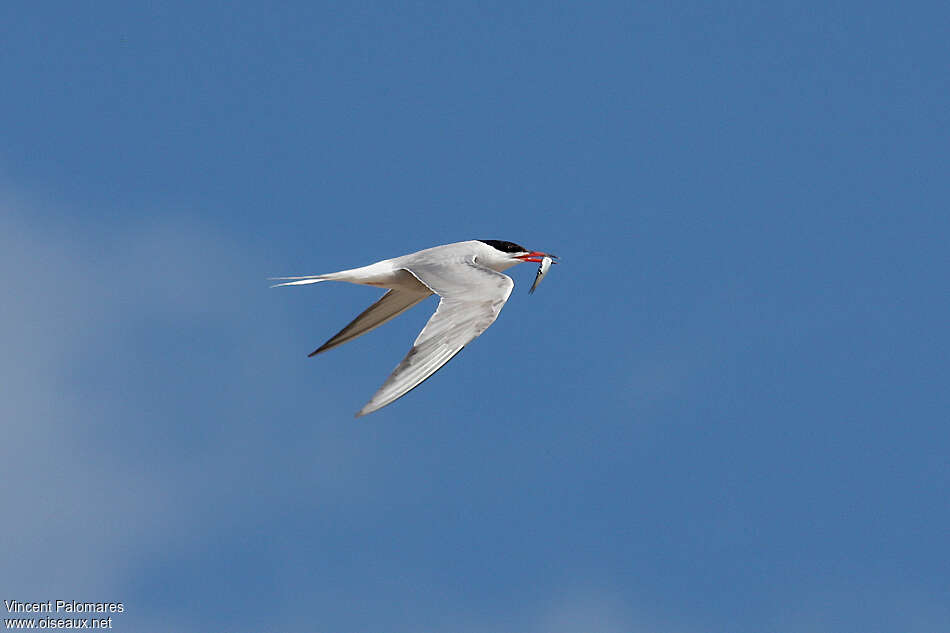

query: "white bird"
xmin=273 ymin=240 xmax=558 ymax=417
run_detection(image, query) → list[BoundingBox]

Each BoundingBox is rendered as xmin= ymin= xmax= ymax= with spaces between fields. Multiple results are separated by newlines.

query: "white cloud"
xmin=0 ymin=200 xmax=172 ymax=595
xmin=0 ymin=190 xmax=373 ymax=609
xmin=530 ymin=588 xmax=688 ymax=633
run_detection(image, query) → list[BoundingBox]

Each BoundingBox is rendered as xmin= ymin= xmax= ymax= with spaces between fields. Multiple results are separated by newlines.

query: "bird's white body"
xmin=273 ymin=240 xmax=556 ymax=417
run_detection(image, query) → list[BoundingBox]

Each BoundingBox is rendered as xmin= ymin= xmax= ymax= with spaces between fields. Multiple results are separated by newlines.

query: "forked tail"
xmin=269 ymin=275 xmax=329 ymax=288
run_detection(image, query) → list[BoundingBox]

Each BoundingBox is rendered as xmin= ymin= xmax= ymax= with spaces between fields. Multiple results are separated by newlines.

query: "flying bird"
xmin=273 ymin=240 xmax=558 ymax=417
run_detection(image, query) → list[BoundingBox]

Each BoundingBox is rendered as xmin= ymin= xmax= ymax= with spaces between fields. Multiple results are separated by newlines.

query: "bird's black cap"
xmin=479 ymin=240 xmax=527 ymax=254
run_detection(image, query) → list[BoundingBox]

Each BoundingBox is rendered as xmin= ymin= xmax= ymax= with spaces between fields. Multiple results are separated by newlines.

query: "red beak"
xmin=516 ymin=251 xmax=557 ymax=263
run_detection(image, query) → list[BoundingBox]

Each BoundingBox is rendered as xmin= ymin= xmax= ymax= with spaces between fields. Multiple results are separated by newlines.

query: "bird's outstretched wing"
xmin=309 ymin=286 xmax=431 ymax=357
xmin=356 ymin=259 xmax=514 ymax=417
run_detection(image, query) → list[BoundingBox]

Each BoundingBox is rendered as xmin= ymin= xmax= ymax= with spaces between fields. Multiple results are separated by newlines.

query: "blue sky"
xmin=2 ymin=2 xmax=948 ymax=632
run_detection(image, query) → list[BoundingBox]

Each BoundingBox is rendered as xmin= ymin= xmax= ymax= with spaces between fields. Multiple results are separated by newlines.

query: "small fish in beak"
xmin=529 ymin=255 xmax=555 ymax=294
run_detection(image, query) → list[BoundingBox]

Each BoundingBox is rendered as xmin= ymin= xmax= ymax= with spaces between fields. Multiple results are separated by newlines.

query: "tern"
xmin=273 ymin=240 xmax=558 ymax=417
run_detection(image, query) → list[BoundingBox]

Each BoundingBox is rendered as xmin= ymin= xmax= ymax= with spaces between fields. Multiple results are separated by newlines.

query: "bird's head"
xmin=477 ymin=240 xmax=558 ymax=270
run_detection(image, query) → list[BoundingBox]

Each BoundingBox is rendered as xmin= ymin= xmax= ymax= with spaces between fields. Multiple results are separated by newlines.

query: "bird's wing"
xmin=356 ymin=259 xmax=514 ymax=417
xmin=309 ymin=286 xmax=432 ymax=357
